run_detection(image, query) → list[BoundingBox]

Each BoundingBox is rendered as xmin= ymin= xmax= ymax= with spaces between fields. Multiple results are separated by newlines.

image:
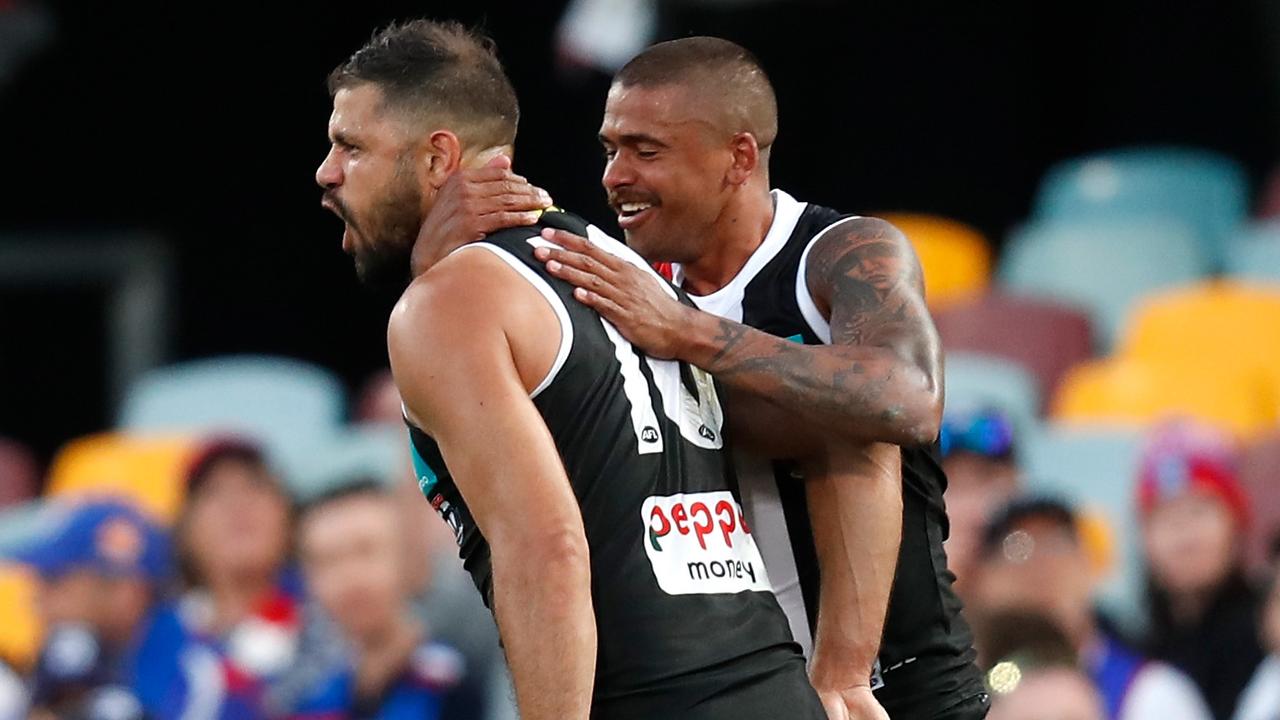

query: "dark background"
xmin=2 ymin=0 xmax=1276 ymax=463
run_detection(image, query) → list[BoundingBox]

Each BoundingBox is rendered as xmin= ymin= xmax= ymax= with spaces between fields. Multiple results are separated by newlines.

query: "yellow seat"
xmin=0 ymin=564 xmax=41 ymax=670
xmin=1051 ymin=356 xmax=1278 ymax=438
xmin=881 ymin=213 xmax=992 ymax=309
xmin=1119 ymin=281 xmax=1280 ymax=411
xmin=46 ymin=433 xmax=199 ymax=524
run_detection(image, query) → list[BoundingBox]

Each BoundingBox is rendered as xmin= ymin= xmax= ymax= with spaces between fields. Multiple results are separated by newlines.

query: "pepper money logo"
xmin=641 ymin=492 xmax=771 ymax=595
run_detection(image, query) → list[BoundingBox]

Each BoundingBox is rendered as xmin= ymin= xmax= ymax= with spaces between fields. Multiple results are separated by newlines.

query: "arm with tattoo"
xmin=681 ymin=217 xmax=942 ymax=446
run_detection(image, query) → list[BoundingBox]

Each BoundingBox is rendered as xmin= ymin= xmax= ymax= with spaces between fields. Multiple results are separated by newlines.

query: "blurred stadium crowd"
xmin=1 ymin=145 xmax=1279 ymax=720
xmin=3 ymin=0 xmax=1280 ymax=719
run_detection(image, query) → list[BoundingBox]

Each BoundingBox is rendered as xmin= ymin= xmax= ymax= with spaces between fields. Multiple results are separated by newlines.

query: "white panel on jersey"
xmin=644 ymin=357 xmax=724 ymax=449
xmin=641 ymin=491 xmax=772 ymax=595
xmin=600 ymin=320 xmax=665 ymax=454
xmin=794 ymin=215 xmax=866 ymax=345
xmin=455 ymin=242 xmax=575 ymax=398
xmin=735 ymin=449 xmax=813 ymax=659
xmin=672 ymin=189 xmax=807 ymax=321
xmin=529 ymin=229 xmax=726 ymax=451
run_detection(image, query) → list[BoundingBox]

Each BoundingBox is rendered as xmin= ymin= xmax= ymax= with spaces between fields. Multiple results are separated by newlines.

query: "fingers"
xmin=476 ymin=210 xmax=544 ymax=232
xmin=482 ymin=153 xmax=512 ymax=170
xmin=537 ymin=228 xmax=620 ymax=270
xmin=545 ymin=257 xmax=615 ymax=297
xmin=572 ymin=287 xmax=625 ymax=318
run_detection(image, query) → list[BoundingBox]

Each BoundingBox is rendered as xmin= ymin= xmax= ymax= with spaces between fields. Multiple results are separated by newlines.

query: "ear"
xmin=423 ymin=130 xmax=464 ymax=189
xmin=726 ymin=132 xmax=761 ymax=186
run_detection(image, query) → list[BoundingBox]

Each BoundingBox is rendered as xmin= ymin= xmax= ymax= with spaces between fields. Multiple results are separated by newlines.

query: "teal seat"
xmin=283 ymin=424 xmax=408 ymax=502
xmin=999 ymin=218 xmax=1207 ymax=350
xmin=1033 ymin=147 xmax=1248 ymax=269
xmin=0 ymin=500 xmax=62 ymax=556
xmin=1019 ymin=424 xmax=1146 ymax=634
xmin=944 ymin=351 xmax=1041 ymax=440
xmin=1225 ymin=221 xmax=1280 ymax=285
xmin=118 ymin=355 xmax=347 ymax=474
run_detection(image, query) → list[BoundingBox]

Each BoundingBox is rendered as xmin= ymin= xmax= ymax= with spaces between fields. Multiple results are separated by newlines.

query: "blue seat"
xmin=283 ymin=424 xmax=408 ymax=501
xmin=1019 ymin=424 xmax=1146 ymax=633
xmin=1033 ymin=147 xmax=1248 ymax=269
xmin=999 ymin=218 xmax=1208 ymax=350
xmin=1225 ymin=221 xmax=1280 ymax=285
xmin=118 ymin=355 xmax=347 ymax=474
xmin=944 ymin=351 xmax=1041 ymax=440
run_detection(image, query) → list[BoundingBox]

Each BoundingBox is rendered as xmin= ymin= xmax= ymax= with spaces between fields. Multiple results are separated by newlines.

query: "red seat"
xmin=1240 ymin=431 xmax=1280 ymax=576
xmin=0 ymin=438 xmax=38 ymax=509
xmin=934 ymin=292 xmax=1094 ymax=411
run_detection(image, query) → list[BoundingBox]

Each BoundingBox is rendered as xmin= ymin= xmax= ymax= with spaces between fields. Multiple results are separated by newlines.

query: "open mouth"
xmin=616 ymin=201 xmax=657 ymax=229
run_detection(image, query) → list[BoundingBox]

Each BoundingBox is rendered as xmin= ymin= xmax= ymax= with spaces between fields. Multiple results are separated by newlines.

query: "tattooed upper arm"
xmin=804 ymin=216 xmax=941 ymax=382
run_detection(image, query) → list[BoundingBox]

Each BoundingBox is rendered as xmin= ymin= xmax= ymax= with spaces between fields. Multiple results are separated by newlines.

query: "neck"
xmin=352 ymin=612 xmax=423 ymax=700
xmin=1168 ymin=589 xmax=1214 ymax=626
xmin=679 ymin=182 xmax=775 ymax=296
xmin=205 ymin=569 xmax=275 ymax=632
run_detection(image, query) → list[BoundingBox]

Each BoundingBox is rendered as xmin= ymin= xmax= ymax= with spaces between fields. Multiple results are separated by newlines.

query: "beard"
xmin=343 ymin=159 xmax=423 ymax=293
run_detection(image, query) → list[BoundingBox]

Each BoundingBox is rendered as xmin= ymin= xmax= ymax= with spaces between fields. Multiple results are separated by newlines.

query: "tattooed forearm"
xmin=681 ymin=216 xmax=943 ymax=446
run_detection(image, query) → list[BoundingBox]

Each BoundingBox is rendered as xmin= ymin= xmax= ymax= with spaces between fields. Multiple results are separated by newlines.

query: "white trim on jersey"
xmin=455 ymin=242 xmax=575 ymax=398
xmin=673 ymin=189 xmax=807 ymax=321
xmin=793 ymin=216 xmax=865 ymax=344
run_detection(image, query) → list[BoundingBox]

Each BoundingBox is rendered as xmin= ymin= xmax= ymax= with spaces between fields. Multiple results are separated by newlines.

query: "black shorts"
xmin=592 ymin=650 xmax=825 ymax=720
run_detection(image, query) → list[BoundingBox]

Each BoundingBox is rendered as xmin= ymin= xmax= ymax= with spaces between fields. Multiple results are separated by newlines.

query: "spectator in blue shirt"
xmin=292 ymin=480 xmax=481 ymax=720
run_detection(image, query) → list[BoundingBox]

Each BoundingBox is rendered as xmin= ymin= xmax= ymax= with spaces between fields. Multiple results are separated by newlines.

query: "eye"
xmin=637 ymin=149 xmax=659 ymax=160
xmin=602 ymin=147 xmax=617 ymax=161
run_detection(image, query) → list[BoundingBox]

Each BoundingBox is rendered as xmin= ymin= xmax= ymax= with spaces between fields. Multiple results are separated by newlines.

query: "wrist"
xmin=676 ymin=306 xmax=725 ymax=368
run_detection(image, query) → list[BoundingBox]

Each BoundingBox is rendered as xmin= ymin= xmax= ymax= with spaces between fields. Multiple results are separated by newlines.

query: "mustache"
xmin=322 ymin=192 xmax=353 ymax=224
xmin=608 ymin=191 xmax=659 ymax=207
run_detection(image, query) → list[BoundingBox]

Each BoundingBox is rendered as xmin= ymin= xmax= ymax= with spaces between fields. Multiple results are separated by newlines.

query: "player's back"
xmin=405 ymin=210 xmax=823 ymax=719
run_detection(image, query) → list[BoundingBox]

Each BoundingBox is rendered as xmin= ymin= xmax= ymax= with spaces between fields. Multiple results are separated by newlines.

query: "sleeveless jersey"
xmin=671 ymin=190 xmax=987 ymax=717
xmin=405 ymin=210 xmax=822 ymax=719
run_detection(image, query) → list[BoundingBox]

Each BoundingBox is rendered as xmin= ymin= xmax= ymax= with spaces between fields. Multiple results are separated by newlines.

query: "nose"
xmin=316 ymin=146 xmax=343 ymax=190
xmin=602 ymin=154 xmax=634 ymax=193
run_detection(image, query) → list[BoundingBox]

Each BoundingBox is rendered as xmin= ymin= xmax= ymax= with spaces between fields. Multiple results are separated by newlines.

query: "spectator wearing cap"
xmin=11 ymin=499 xmax=168 ymax=720
xmin=939 ymin=407 xmax=1023 ymax=599
xmin=131 ymin=437 xmax=303 ymax=719
xmin=1233 ymin=536 xmax=1280 ymax=720
xmin=1137 ymin=420 xmax=1264 ymax=720
xmin=291 ymin=480 xmax=482 ymax=720
xmin=971 ymin=495 xmax=1211 ymax=720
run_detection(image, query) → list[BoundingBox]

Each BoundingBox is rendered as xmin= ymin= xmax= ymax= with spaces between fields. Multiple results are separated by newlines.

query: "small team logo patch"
xmin=641 ymin=427 xmax=659 ymax=443
xmin=641 ymin=492 xmax=771 ymax=596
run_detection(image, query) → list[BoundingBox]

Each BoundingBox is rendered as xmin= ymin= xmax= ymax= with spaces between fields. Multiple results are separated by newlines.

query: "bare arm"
xmin=388 ymin=253 xmax=595 ymax=720
xmin=534 ymin=220 xmax=943 ymax=446
xmin=804 ymin=443 xmax=901 ymax=719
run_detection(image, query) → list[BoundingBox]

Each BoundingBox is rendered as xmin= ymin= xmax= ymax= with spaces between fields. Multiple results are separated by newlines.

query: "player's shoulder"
xmin=480 ymin=207 xmax=591 ymax=249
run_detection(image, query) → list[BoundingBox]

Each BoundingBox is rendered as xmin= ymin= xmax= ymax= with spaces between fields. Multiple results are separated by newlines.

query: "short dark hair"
xmin=298 ymin=477 xmax=388 ymax=523
xmin=328 ymin=19 xmax=519 ymax=149
xmin=615 ymin=36 xmax=777 ymax=149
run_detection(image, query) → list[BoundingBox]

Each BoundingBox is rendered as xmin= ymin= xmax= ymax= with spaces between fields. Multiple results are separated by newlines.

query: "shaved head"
xmin=614 ymin=37 xmax=778 ymax=158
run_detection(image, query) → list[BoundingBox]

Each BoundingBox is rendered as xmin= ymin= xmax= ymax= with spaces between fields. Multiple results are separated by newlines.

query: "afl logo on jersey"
xmin=641 ymin=426 xmax=659 ymax=443
xmin=698 ymin=425 xmax=717 ymax=441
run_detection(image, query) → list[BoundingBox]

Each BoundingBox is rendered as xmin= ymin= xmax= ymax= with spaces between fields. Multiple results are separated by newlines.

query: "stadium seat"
xmin=933 ymin=292 xmax=1094 ymax=408
xmin=943 ymin=351 xmax=1041 ymax=439
xmin=1224 ymin=221 xmax=1280 ymax=285
xmin=44 ymin=434 xmax=198 ymax=523
xmin=283 ymin=424 xmax=409 ymax=502
xmin=118 ymin=355 xmax=347 ymax=475
xmin=880 ymin=213 xmax=992 ymax=309
xmin=0 ymin=437 xmax=38 ymax=509
xmin=1050 ymin=356 xmax=1278 ymax=439
xmin=1238 ymin=431 xmax=1280 ymax=576
xmin=0 ymin=564 xmax=40 ymax=670
xmin=1119 ymin=281 xmax=1280 ymax=421
xmin=1032 ymin=146 xmax=1248 ymax=268
xmin=1019 ymin=424 xmax=1146 ymax=632
xmin=999 ymin=218 xmax=1208 ymax=350
xmin=0 ymin=500 xmax=60 ymax=556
